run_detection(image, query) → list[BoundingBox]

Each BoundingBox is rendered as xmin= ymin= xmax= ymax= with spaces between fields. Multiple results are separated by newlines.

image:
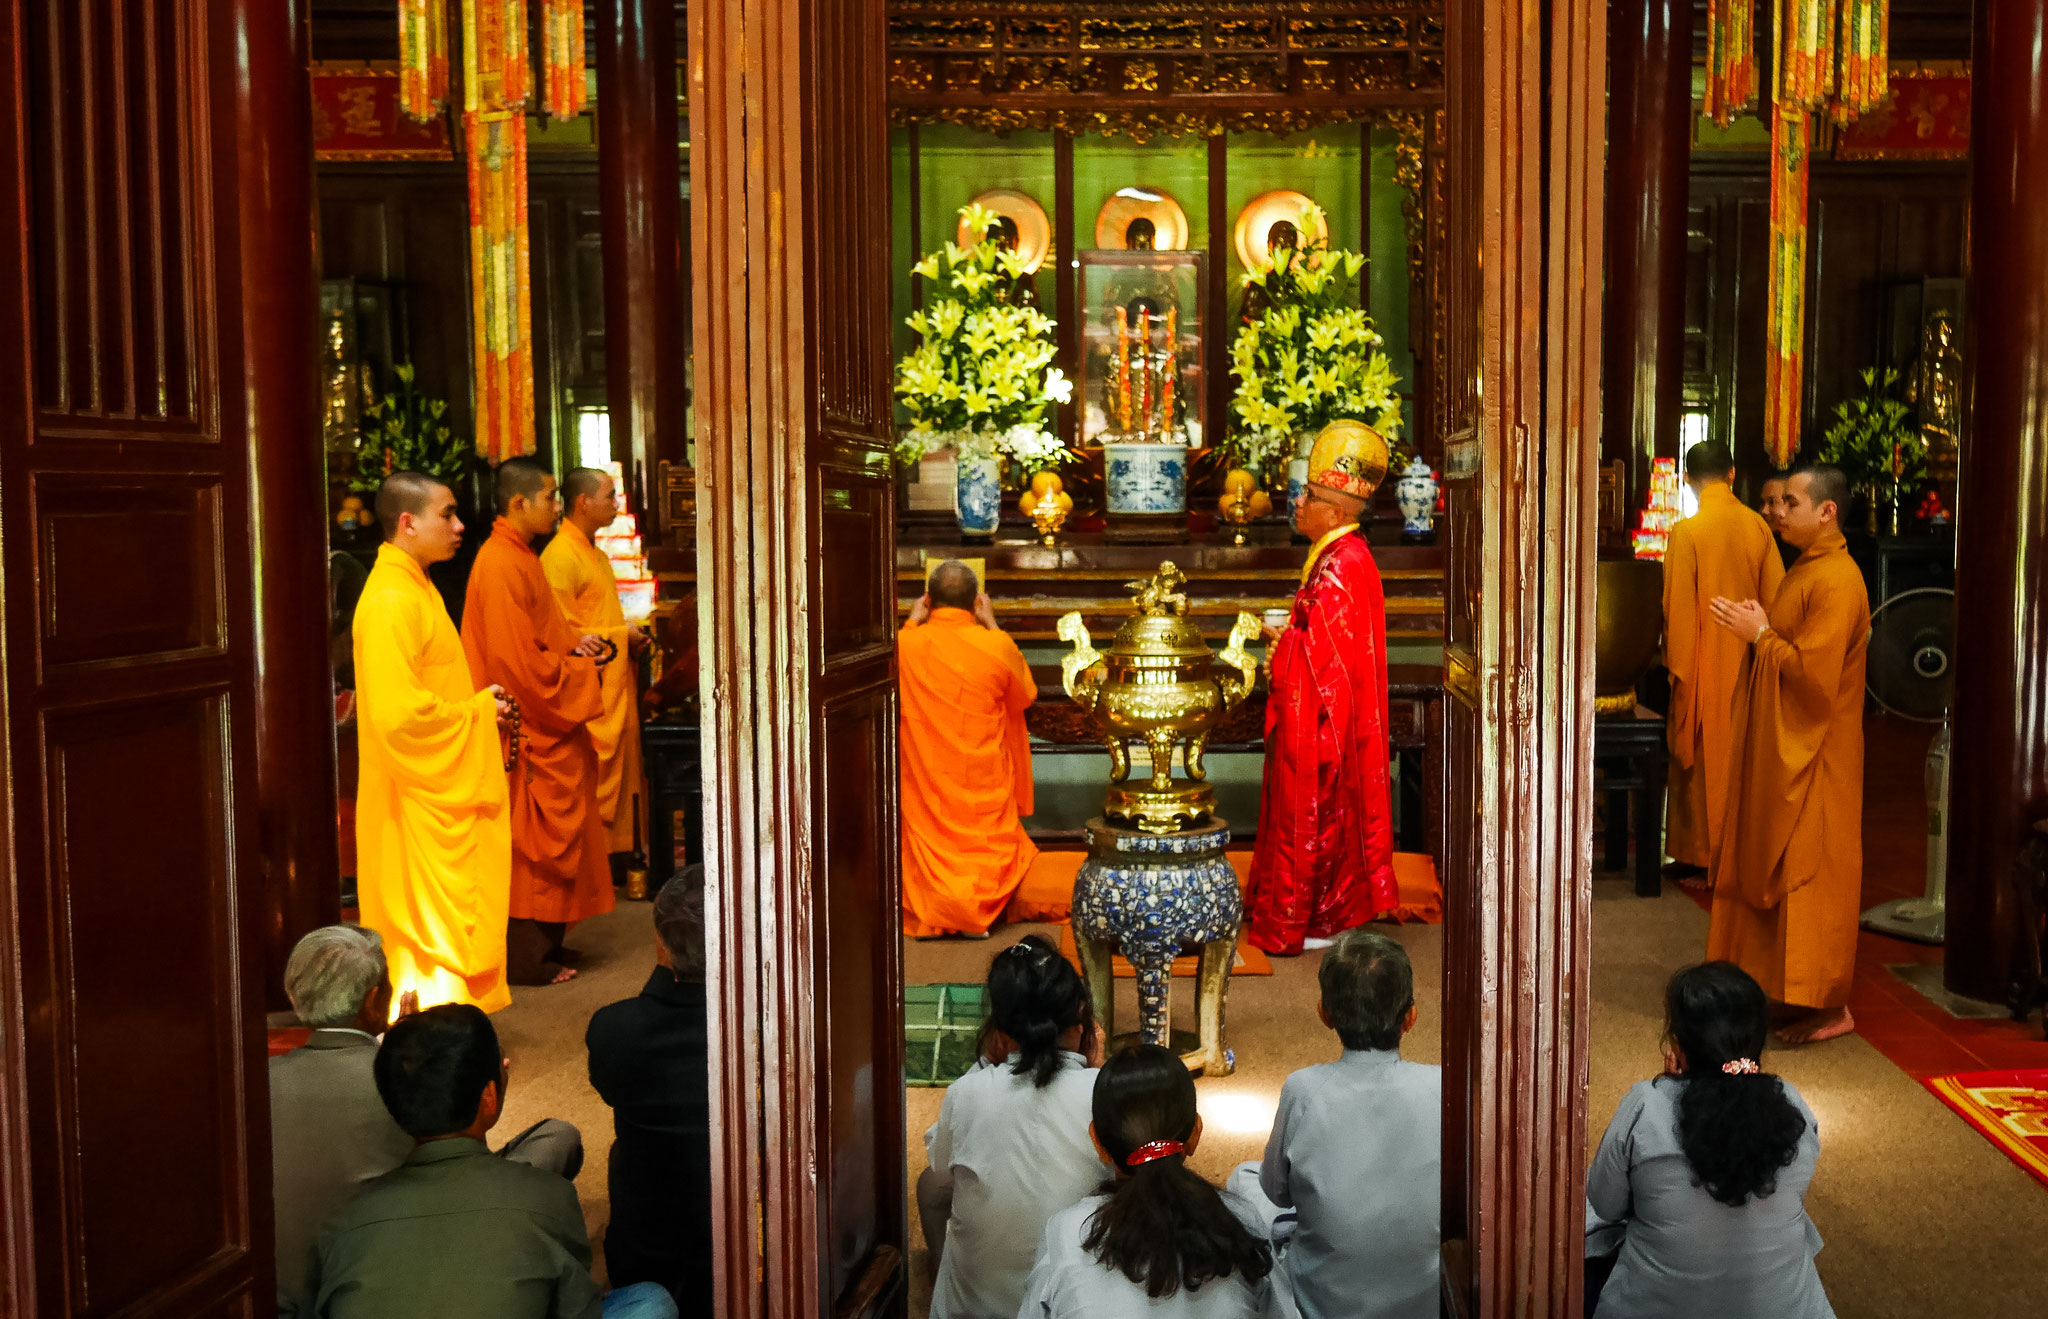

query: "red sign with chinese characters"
xmin=312 ymin=65 xmax=453 ymax=161
xmin=1835 ymin=73 xmax=1971 ymax=161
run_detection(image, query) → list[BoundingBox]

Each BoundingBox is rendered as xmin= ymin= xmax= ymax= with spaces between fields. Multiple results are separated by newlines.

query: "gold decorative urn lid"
xmin=1058 ymin=563 xmax=1261 ymax=834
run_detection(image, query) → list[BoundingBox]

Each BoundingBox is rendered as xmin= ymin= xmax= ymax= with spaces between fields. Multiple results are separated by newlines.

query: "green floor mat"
xmin=904 ymin=983 xmax=986 ymax=1087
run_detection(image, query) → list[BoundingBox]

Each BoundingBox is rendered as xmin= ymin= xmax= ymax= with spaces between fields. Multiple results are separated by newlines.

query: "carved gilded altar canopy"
xmin=887 ymin=1 xmax=1447 ymax=140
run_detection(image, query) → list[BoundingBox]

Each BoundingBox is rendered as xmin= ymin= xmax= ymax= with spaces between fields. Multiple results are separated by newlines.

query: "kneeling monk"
xmin=898 ymin=561 xmax=1037 ymax=937
xmin=463 ymin=458 xmax=616 ymax=985
xmin=1246 ymin=421 xmax=1398 ymax=955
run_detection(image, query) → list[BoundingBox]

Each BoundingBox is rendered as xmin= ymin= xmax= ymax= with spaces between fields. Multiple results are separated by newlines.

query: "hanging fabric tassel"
xmin=466 ymin=110 xmax=536 ymax=461
xmin=542 ymin=2 xmax=589 ymax=122
xmin=1763 ymin=106 xmax=1811 ymax=468
xmin=462 ymin=0 xmax=532 ymax=114
xmin=1703 ymin=0 xmax=1756 ymax=127
xmin=1758 ymin=0 xmax=1890 ymax=465
xmin=398 ymin=0 xmax=450 ymax=123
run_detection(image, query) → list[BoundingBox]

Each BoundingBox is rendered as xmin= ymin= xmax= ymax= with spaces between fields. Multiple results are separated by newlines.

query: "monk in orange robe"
xmin=462 ymin=458 xmax=616 ymax=985
xmin=898 ymin=560 xmax=1037 ymax=937
xmin=1662 ymin=441 xmax=1784 ymax=888
xmin=353 ymin=472 xmax=514 ymax=1013
xmin=1706 ymin=464 xmax=1870 ymax=1044
xmin=542 ymin=467 xmax=649 ymax=856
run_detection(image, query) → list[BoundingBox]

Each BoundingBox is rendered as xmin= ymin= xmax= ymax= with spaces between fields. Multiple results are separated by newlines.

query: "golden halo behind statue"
xmin=1093 ymin=187 xmax=1190 ymax=251
xmin=1234 ymin=190 xmax=1327 ymax=272
xmin=957 ymin=188 xmax=1051 ymax=273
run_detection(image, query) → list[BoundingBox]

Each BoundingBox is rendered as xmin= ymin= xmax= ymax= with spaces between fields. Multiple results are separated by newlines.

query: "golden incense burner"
xmin=1058 ymin=563 xmax=1262 ymax=834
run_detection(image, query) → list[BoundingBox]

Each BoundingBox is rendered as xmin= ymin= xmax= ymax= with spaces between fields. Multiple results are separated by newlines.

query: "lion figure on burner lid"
xmin=1057 ymin=561 xmax=1262 ymax=835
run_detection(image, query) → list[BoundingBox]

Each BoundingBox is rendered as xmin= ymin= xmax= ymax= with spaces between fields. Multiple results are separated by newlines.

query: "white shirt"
xmin=1016 ymin=1192 xmax=1277 ymax=1319
xmin=927 ymin=1052 xmax=1107 ymax=1319
xmin=1260 ymin=1049 xmax=1441 ymax=1319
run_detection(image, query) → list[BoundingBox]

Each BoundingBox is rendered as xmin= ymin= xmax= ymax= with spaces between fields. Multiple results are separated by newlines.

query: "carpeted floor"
xmin=482 ymin=875 xmax=2048 ymax=1316
xmin=489 ymin=899 xmax=662 ymax=1284
xmin=474 ymin=713 xmax=2048 ymax=1313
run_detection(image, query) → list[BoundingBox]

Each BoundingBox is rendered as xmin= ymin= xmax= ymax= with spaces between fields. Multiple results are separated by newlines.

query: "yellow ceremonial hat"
xmin=1306 ymin=420 xmax=1390 ymax=502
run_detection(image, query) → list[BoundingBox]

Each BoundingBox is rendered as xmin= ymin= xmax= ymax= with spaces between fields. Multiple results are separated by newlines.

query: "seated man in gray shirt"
xmin=1251 ymin=929 xmax=1441 ymax=1319
xmin=299 ymin=1004 xmax=675 ymax=1319
xmin=273 ymin=927 xmax=586 ymax=1314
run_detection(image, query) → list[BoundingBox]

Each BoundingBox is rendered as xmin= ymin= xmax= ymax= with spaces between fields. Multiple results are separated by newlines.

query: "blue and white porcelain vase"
xmin=1284 ymin=431 xmax=1314 ymax=511
xmin=1103 ymin=442 xmax=1188 ymax=516
xmin=1394 ymin=455 xmax=1439 ymax=536
xmin=954 ymin=450 xmax=1002 ymax=537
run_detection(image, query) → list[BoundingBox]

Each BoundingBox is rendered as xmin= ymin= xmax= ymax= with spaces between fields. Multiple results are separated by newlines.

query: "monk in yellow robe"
xmin=542 ymin=467 xmax=649 ymax=856
xmin=462 ymin=458 xmax=615 ymax=985
xmin=1706 ymin=464 xmax=1870 ymax=1044
xmin=353 ymin=472 xmax=514 ymax=1013
xmin=898 ymin=560 xmax=1037 ymax=937
xmin=1662 ymin=441 xmax=1784 ymax=888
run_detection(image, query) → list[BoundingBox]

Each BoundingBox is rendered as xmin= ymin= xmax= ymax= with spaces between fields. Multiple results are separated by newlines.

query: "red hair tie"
xmin=1125 ymin=1140 xmax=1186 ymax=1168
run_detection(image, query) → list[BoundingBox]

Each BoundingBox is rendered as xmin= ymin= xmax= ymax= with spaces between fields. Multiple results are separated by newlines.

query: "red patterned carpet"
xmin=1922 ymin=1069 xmax=2048 ymax=1189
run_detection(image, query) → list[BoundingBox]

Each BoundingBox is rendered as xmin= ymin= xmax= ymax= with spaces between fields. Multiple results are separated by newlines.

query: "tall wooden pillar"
xmin=691 ymin=0 xmax=903 ymax=1313
xmin=597 ymin=0 xmax=687 ymax=538
xmin=1945 ymin=0 xmax=2048 ymax=1004
xmin=1600 ymin=0 xmax=1692 ymax=511
xmin=238 ymin=0 xmax=340 ymax=1008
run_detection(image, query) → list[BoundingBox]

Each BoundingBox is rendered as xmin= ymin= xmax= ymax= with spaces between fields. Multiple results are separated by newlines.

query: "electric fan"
xmin=1859 ymin=587 xmax=1953 ymax=944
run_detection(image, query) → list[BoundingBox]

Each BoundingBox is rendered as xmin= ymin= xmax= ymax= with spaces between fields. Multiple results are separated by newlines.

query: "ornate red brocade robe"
xmin=1246 ymin=525 xmax=1399 ymax=954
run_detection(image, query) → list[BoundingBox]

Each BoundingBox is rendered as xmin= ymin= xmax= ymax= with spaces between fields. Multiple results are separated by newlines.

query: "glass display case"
xmin=1076 ymin=249 xmax=1206 ymax=450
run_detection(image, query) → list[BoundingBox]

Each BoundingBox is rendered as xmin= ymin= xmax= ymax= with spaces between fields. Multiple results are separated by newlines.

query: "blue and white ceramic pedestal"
xmin=1071 ymin=816 xmax=1240 ymax=1076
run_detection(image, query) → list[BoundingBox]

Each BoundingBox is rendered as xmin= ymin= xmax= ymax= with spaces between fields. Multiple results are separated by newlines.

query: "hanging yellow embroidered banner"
xmin=1702 ymin=0 xmax=1755 ymax=128
xmin=397 ymin=0 xmax=450 ymax=122
xmin=1759 ymin=0 xmax=1890 ymax=466
xmin=466 ymin=110 xmax=535 ymax=462
xmin=1763 ymin=107 xmax=1810 ymax=467
xmin=542 ymin=1 xmax=589 ymax=122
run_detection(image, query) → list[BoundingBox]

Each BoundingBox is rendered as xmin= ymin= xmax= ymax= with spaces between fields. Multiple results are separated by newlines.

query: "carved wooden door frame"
xmin=690 ymin=0 xmax=906 ymax=1315
xmin=1438 ymin=0 xmax=1606 ymax=1313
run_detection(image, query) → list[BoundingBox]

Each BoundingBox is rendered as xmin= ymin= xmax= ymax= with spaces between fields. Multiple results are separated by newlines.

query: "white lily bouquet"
xmin=1227 ymin=207 xmax=1404 ymax=475
xmin=894 ymin=202 xmax=1075 ymax=469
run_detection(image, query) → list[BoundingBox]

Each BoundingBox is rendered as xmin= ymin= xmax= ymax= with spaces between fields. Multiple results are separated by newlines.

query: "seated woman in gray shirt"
xmin=1585 ymin=961 xmax=1834 ymax=1319
xmin=1018 ymin=1044 xmax=1276 ymax=1318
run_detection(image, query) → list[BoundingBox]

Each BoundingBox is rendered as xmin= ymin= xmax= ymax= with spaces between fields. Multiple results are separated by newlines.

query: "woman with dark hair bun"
xmin=921 ymin=935 xmax=1107 ymax=1319
xmin=1018 ymin=1044 xmax=1275 ymax=1318
xmin=1585 ymin=962 xmax=1834 ymax=1318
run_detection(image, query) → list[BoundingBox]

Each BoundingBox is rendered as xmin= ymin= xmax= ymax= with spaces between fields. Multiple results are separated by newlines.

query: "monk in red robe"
xmin=1246 ymin=421 xmax=1399 ymax=955
xmin=462 ymin=457 xmax=616 ymax=985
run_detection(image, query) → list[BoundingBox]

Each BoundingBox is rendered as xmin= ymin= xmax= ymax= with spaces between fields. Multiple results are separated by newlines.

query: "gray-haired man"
xmin=1236 ymin=929 xmax=1441 ymax=1318
xmin=272 ymin=926 xmax=584 ymax=1314
xmin=271 ymin=925 xmax=415 ymax=1310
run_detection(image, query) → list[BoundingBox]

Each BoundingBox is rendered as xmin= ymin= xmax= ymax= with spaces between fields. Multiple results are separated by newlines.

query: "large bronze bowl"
xmin=1596 ymin=558 xmax=1664 ymax=700
xmin=1089 ymin=612 xmax=1225 ymax=743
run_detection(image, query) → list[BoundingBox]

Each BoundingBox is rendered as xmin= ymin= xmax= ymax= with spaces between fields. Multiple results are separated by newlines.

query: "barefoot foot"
xmin=1775 ymin=1005 xmax=1853 ymax=1045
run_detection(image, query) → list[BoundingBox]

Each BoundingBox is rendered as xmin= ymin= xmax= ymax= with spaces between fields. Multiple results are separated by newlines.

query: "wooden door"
xmin=0 ymin=0 xmax=328 ymax=1313
xmin=689 ymin=0 xmax=905 ymax=1315
xmin=1437 ymin=0 xmax=1606 ymax=1313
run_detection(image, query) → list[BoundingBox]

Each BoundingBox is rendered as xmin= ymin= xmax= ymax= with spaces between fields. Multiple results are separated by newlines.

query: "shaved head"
xmin=1789 ymin=462 xmax=1849 ymax=518
xmin=376 ymin=471 xmax=448 ymax=541
xmin=561 ymin=466 xmax=609 ymax=509
xmin=493 ymin=456 xmax=553 ymax=515
xmin=1684 ymin=440 xmax=1735 ymax=480
xmin=927 ymin=560 xmax=978 ymax=610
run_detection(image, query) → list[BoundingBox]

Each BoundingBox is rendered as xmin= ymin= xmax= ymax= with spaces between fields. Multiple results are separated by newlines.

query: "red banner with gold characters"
xmin=312 ymin=67 xmax=453 ymax=160
xmin=1836 ymin=71 xmax=1971 ymax=160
